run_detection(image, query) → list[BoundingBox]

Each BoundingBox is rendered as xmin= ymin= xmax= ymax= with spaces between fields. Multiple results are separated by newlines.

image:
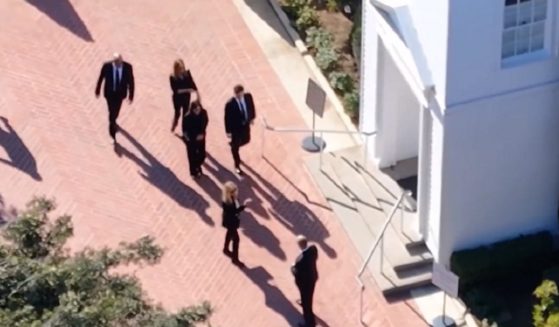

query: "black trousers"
xmin=298 ymin=282 xmax=316 ymax=327
xmin=106 ymin=97 xmax=124 ymax=139
xmin=186 ymin=140 xmax=206 ymax=175
xmin=172 ymin=95 xmax=191 ymax=131
xmin=230 ymin=128 xmax=249 ymax=168
xmin=224 ymin=228 xmax=240 ymax=261
xmin=230 ymin=137 xmax=241 ymax=168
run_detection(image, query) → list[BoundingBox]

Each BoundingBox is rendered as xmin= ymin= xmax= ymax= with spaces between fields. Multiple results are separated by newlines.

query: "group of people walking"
xmin=94 ymin=53 xmax=318 ymax=327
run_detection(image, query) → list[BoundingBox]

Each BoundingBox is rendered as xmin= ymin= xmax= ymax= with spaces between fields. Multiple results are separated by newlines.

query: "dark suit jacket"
xmin=292 ymin=245 xmax=319 ymax=287
xmin=224 ymin=93 xmax=256 ymax=145
xmin=95 ymin=61 xmax=135 ymax=101
xmin=182 ymin=109 xmax=208 ymax=142
xmin=222 ymin=201 xmax=246 ymax=230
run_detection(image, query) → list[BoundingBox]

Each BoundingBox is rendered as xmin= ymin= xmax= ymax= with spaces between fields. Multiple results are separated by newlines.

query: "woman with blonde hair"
xmin=221 ymin=181 xmax=251 ymax=267
xmin=169 ymin=59 xmax=198 ymax=132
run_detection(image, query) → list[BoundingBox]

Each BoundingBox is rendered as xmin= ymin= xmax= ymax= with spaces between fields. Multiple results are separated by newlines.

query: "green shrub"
xmin=326 ymin=0 xmax=339 ymax=12
xmin=343 ymin=89 xmax=360 ymax=119
xmin=349 ymin=4 xmax=362 ymax=66
xmin=306 ymin=26 xmax=334 ymax=50
xmin=464 ymin=287 xmax=509 ymax=326
xmin=329 ymin=71 xmax=355 ymax=94
xmin=533 ymin=280 xmax=559 ymax=327
xmin=283 ymin=0 xmax=309 ymax=19
xmin=450 ymin=231 xmax=553 ymax=289
xmin=315 ymin=46 xmax=339 ymax=72
xmin=295 ymin=6 xmax=320 ymax=32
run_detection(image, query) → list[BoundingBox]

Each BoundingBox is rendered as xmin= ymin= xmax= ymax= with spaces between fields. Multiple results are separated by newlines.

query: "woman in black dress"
xmin=169 ymin=59 xmax=198 ymax=132
xmin=182 ymin=100 xmax=208 ymax=178
xmin=221 ymin=181 xmax=251 ymax=267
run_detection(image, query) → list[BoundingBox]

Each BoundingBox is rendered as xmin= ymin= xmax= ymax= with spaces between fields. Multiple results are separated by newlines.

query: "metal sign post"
xmin=302 ymin=78 xmax=326 ymax=152
xmin=432 ymin=263 xmax=460 ymax=327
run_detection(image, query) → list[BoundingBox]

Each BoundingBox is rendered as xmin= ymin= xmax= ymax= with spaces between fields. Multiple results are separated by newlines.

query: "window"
xmin=502 ymin=0 xmax=548 ymax=60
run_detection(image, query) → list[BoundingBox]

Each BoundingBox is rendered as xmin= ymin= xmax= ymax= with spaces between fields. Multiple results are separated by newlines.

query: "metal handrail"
xmin=355 ymin=190 xmax=412 ymax=325
xmin=260 ymin=117 xmax=377 ymax=169
xmin=261 ymin=116 xmax=376 ymax=136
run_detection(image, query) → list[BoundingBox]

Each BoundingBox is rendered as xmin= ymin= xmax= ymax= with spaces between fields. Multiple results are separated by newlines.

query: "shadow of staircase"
xmin=304 ymin=145 xmax=432 ymax=298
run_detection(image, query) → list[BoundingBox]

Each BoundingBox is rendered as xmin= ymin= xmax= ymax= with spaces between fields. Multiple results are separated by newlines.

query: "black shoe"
xmin=235 ymin=167 xmax=244 ymax=175
xmin=232 ymin=259 xmax=245 ymax=268
xmin=223 ymin=249 xmax=232 ymax=256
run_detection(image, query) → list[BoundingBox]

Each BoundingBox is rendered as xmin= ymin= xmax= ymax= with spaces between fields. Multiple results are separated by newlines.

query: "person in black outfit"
xmin=182 ymin=100 xmax=208 ymax=178
xmin=95 ymin=53 xmax=135 ymax=144
xmin=170 ymin=59 xmax=198 ymax=133
xmin=224 ymin=84 xmax=256 ymax=175
xmin=221 ymin=181 xmax=251 ymax=267
xmin=291 ymin=235 xmax=319 ymax=327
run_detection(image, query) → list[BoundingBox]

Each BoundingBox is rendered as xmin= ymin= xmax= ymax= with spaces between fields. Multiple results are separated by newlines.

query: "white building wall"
xmin=360 ymin=0 xmax=380 ymax=148
xmin=437 ymin=83 xmax=559 ymax=264
xmin=408 ymin=0 xmax=450 ymax=105
xmin=446 ymin=0 xmax=559 ymax=106
xmin=375 ymin=39 xmax=420 ymax=167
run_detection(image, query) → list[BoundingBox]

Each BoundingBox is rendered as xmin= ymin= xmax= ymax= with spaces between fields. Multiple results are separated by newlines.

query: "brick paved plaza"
xmin=0 ymin=1 xmax=426 ymax=326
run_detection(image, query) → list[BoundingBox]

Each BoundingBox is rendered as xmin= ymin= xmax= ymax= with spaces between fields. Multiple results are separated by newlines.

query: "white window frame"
xmin=501 ymin=0 xmax=553 ymax=67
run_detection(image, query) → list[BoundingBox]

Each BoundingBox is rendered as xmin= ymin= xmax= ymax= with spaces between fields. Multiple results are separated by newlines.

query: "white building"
xmin=359 ymin=0 xmax=559 ymax=266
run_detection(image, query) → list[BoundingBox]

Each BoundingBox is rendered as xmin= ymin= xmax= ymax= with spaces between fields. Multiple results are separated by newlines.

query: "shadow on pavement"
xmin=25 ymin=0 xmax=94 ymax=42
xmin=242 ymin=265 xmax=302 ymax=326
xmin=243 ymin=162 xmax=338 ymax=259
xmin=202 ymin=153 xmax=290 ymax=261
xmin=242 ymin=265 xmax=330 ymax=327
xmin=115 ymin=128 xmax=213 ymax=226
xmin=0 ymin=116 xmax=42 ymax=181
xmin=241 ymin=211 xmax=286 ymax=260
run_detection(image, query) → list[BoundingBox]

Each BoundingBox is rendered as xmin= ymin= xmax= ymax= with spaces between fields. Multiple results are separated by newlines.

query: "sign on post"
xmin=305 ymin=78 xmax=326 ymax=118
xmin=432 ymin=263 xmax=459 ymax=298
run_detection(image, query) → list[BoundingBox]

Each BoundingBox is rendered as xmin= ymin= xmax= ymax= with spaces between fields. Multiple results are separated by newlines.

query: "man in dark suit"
xmin=291 ymin=235 xmax=318 ymax=327
xmin=224 ymin=84 xmax=256 ymax=175
xmin=95 ymin=53 xmax=135 ymax=144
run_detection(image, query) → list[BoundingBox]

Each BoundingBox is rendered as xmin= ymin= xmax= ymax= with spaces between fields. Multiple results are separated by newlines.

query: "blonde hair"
xmin=172 ymin=59 xmax=185 ymax=77
xmin=222 ymin=181 xmax=238 ymax=204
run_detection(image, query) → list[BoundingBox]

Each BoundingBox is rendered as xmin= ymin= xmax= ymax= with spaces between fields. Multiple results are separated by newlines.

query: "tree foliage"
xmin=534 ymin=280 xmax=559 ymax=327
xmin=0 ymin=196 xmax=212 ymax=327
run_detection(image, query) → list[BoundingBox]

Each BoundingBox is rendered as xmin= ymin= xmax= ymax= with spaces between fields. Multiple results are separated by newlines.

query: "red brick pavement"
xmin=0 ymin=1 xmax=427 ymax=326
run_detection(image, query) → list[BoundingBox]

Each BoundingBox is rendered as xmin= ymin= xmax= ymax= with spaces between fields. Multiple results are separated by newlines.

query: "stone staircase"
xmin=304 ymin=145 xmax=433 ymax=298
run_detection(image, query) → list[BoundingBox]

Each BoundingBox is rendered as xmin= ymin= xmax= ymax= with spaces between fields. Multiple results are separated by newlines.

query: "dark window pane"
xmin=506 ymin=0 xmax=518 ymax=6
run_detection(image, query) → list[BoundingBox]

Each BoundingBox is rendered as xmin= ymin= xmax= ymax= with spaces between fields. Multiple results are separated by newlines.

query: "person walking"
xmin=291 ymin=235 xmax=318 ymax=327
xmin=221 ymin=181 xmax=251 ymax=267
xmin=95 ymin=53 xmax=135 ymax=144
xmin=182 ymin=100 xmax=208 ymax=178
xmin=224 ymin=84 xmax=256 ymax=175
xmin=170 ymin=59 xmax=198 ymax=133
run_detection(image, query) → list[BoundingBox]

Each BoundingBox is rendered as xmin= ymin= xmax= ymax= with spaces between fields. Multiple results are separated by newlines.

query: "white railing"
xmin=355 ymin=190 xmax=412 ymax=325
xmin=260 ymin=116 xmax=377 ymax=169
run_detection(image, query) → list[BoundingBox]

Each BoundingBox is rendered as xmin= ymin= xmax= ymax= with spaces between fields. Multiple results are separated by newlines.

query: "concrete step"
xmin=361 ymin=235 xmax=433 ymax=298
xmin=332 ymin=146 xmax=426 ymax=249
xmin=305 ymin=152 xmax=433 ymax=297
xmin=325 ymin=151 xmax=433 ymax=273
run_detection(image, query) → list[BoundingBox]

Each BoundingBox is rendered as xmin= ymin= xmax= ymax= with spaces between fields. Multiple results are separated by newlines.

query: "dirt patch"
xmin=317 ymin=10 xmax=358 ymax=80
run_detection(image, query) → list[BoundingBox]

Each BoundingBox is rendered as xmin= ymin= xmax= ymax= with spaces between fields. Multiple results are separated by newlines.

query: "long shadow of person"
xmin=0 ymin=117 xmax=42 ymax=181
xmin=243 ymin=163 xmax=337 ymax=259
xmin=242 ymin=266 xmax=302 ymax=326
xmin=25 ymin=0 xmax=94 ymax=42
xmin=243 ymin=265 xmax=330 ymax=327
xmin=203 ymin=153 xmax=270 ymax=219
xmin=241 ymin=211 xmax=286 ymax=261
xmin=115 ymin=128 xmax=213 ymax=226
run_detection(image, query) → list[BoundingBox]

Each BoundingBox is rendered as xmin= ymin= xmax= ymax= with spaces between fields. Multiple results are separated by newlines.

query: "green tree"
xmin=533 ymin=279 xmax=559 ymax=327
xmin=0 ymin=196 xmax=212 ymax=327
